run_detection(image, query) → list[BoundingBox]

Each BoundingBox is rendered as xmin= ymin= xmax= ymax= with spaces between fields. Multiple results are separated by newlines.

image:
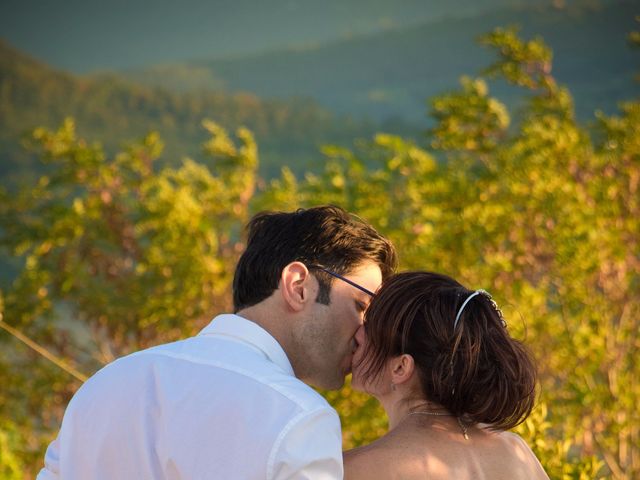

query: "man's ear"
xmin=389 ymin=354 xmax=415 ymax=386
xmin=280 ymin=262 xmax=316 ymax=312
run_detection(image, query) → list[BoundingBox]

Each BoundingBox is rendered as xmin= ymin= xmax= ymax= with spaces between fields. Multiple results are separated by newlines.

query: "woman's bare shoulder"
xmin=495 ymin=431 xmax=550 ymax=479
xmin=343 ymin=437 xmax=402 ymax=480
xmin=344 ymin=427 xmax=549 ymax=480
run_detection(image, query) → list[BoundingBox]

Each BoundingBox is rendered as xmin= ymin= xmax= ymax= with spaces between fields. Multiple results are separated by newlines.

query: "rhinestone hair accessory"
xmin=453 ymin=289 xmax=506 ymax=330
xmin=453 ymin=290 xmax=484 ymax=329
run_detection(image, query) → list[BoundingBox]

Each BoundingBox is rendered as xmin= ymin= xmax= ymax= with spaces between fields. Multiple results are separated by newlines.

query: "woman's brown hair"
xmin=359 ymin=271 xmax=537 ymax=431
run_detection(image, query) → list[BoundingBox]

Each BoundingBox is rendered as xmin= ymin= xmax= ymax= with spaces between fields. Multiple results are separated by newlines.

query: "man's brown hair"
xmin=233 ymin=205 xmax=397 ymax=311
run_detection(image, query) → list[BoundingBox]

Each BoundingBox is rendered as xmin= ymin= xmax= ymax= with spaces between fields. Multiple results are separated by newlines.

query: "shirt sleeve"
xmin=35 ymin=436 xmax=60 ymax=480
xmin=268 ymin=407 xmax=343 ymax=480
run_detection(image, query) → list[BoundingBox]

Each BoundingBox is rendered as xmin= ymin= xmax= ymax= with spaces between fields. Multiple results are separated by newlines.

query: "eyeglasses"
xmin=307 ymin=265 xmax=376 ymax=297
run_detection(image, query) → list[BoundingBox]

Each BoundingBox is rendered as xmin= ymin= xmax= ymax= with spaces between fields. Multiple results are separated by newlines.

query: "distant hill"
xmin=0 ymin=0 xmax=531 ymax=73
xmin=125 ymin=0 xmax=639 ymax=122
xmin=2 ymin=0 xmax=637 ymax=190
xmin=0 ymin=41 xmax=414 ymax=186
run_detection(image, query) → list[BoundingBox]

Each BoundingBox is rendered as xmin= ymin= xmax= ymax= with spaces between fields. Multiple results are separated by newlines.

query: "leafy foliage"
xmin=1 ymin=26 xmax=638 ymax=479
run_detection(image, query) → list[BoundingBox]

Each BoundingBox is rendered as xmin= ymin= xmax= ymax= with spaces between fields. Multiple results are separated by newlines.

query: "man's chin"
xmin=316 ymin=376 xmax=346 ymax=391
xmin=319 ymin=357 xmax=352 ymax=390
xmin=310 ymin=367 xmax=348 ymax=391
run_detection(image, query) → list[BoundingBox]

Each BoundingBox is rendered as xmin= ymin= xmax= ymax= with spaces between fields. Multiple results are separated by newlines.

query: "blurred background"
xmin=0 ymin=0 xmax=638 ymax=478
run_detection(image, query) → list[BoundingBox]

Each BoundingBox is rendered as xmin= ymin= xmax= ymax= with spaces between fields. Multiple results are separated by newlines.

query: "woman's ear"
xmin=280 ymin=262 xmax=316 ymax=312
xmin=389 ymin=354 xmax=416 ymax=386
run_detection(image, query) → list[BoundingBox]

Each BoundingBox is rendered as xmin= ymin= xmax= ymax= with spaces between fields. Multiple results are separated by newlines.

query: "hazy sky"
xmin=0 ymin=0 xmax=531 ymax=72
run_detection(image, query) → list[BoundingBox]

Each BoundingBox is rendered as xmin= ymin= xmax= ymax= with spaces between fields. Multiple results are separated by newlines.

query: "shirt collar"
xmin=197 ymin=314 xmax=295 ymax=377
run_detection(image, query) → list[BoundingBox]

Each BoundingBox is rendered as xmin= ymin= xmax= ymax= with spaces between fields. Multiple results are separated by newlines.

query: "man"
xmin=38 ymin=205 xmax=397 ymax=479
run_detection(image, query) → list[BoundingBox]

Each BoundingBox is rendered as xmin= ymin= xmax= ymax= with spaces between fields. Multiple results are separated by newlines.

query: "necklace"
xmin=407 ymin=411 xmax=470 ymax=440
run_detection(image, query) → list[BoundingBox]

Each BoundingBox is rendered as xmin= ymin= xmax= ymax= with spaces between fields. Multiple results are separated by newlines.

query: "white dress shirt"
xmin=37 ymin=314 xmax=343 ymax=479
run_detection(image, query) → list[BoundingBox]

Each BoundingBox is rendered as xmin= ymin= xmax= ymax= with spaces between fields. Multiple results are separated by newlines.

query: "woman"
xmin=345 ymin=271 xmax=549 ymax=480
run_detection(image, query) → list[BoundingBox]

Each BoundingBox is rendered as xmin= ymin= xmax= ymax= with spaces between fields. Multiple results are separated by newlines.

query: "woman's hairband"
xmin=454 ymin=289 xmax=506 ymax=330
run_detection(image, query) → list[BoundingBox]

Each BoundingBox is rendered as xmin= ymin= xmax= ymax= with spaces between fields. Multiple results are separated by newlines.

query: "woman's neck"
xmin=382 ymin=398 xmax=451 ymax=430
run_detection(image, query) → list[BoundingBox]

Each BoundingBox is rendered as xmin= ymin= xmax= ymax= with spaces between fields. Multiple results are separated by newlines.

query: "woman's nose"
xmin=354 ymin=325 xmax=365 ymax=346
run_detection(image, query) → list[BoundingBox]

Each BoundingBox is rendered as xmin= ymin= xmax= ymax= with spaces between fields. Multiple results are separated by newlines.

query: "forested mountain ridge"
xmin=0 ymin=0 xmax=546 ymax=72
xmin=124 ymin=0 xmax=639 ymax=121
xmin=0 ymin=40 xmax=400 ymax=185
xmin=2 ymin=0 xmax=636 ymax=190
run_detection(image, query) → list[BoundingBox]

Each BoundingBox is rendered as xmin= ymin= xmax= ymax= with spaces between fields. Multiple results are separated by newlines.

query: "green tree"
xmin=1 ymin=26 xmax=638 ymax=479
xmin=257 ymin=26 xmax=638 ymax=478
xmin=0 ymin=119 xmax=257 ymax=476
